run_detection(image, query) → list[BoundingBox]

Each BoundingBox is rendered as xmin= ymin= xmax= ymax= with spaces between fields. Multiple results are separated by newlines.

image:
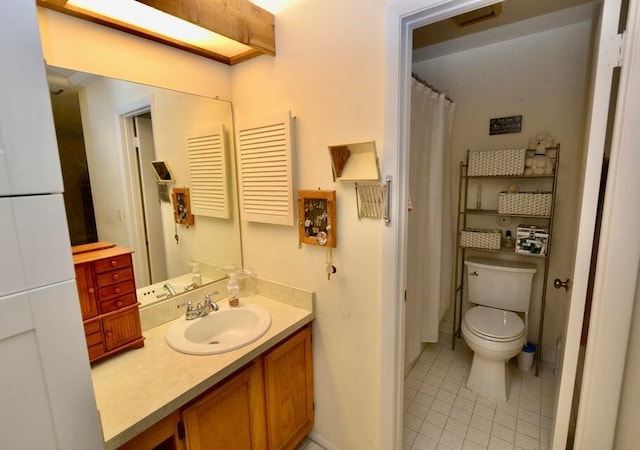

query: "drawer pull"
xmin=113 ymin=274 xmax=120 ymax=281
xmin=114 ymin=288 xmax=121 ymax=294
xmin=117 ymin=301 xmax=122 ymax=307
xmin=111 ymin=260 xmax=117 ymax=267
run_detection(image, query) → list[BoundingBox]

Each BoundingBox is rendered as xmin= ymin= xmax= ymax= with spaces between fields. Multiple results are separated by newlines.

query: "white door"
xmin=134 ymin=115 xmax=167 ymax=284
xmin=549 ymin=0 xmax=625 ymax=447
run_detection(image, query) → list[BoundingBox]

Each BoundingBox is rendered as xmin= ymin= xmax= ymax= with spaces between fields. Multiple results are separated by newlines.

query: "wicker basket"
xmin=467 ymin=148 xmax=526 ymax=176
xmin=460 ymin=229 xmax=501 ymax=250
xmin=498 ymin=192 xmax=552 ymax=216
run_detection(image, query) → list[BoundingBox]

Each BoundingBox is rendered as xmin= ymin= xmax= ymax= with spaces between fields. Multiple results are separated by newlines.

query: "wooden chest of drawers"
xmin=73 ymin=244 xmax=144 ymax=363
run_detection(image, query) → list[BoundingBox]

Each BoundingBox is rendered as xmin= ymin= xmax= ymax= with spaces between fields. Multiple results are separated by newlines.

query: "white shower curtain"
xmin=405 ymin=78 xmax=456 ymax=367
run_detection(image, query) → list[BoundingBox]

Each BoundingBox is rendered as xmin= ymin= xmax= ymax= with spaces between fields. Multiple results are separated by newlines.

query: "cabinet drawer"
xmin=86 ymin=331 xmax=103 ymax=347
xmin=96 ymin=267 xmax=134 ymax=288
xmin=94 ymin=254 xmax=132 ymax=274
xmin=98 ymin=280 xmax=135 ymax=301
xmin=84 ymin=319 xmax=102 ymax=336
xmin=99 ymin=293 xmax=137 ymax=314
xmin=88 ymin=344 xmax=105 ymax=361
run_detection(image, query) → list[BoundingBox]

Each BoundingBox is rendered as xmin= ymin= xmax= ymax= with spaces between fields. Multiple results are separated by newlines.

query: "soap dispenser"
xmin=190 ymin=262 xmax=202 ymax=286
xmin=227 ymin=273 xmax=240 ymax=307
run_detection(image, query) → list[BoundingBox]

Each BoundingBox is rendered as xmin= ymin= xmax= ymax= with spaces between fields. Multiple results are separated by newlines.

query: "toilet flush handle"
xmin=469 ymin=271 xmax=479 ymax=276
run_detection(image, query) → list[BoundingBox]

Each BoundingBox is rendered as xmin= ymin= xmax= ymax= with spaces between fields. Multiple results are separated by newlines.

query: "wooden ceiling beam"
xmin=36 ymin=0 xmax=275 ymax=65
xmin=137 ymin=0 xmax=276 ymax=56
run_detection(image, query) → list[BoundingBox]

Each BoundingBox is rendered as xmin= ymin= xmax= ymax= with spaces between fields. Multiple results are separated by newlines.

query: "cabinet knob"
xmin=113 ymin=274 xmax=120 ymax=281
xmin=114 ymin=288 xmax=121 ymax=294
xmin=117 ymin=301 xmax=122 ymax=307
xmin=106 ymin=330 xmax=112 ymax=337
xmin=88 ymin=288 xmax=95 ymax=294
xmin=111 ymin=260 xmax=117 ymax=267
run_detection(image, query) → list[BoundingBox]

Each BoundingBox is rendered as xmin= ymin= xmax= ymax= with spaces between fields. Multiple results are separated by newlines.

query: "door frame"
xmin=381 ymin=0 xmax=640 ymax=448
xmin=113 ymin=95 xmax=158 ymax=288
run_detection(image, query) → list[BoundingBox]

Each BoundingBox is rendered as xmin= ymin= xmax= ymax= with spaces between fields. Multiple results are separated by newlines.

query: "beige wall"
xmin=412 ymin=20 xmax=594 ymax=362
xmin=37 ymin=9 xmax=232 ymax=99
xmin=231 ymin=1 xmax=386 ymax=447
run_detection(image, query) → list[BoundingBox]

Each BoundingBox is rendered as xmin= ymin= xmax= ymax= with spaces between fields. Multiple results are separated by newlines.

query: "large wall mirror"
xmin=48 ymin=66 xmax=242 ymax=307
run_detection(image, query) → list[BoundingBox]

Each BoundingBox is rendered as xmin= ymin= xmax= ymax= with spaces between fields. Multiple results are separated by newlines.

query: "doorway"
xmin=121 ymin=109 xmax=168 ymax=287
xmin=403 ymin=2 xmax=599 ymax=448
xmin=382 ymin=0 xmax=631 ymax=448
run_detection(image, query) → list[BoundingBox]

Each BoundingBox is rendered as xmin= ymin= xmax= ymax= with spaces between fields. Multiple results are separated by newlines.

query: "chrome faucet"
xmin=163 ymin=283 xmax=177 ymax=297
xmin=185 ymin=293 xmax=219 ymax=320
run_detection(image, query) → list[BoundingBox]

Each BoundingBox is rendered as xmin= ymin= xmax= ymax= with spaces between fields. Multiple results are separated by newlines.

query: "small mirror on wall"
xmin=328 ymin=141 xmax=380 ymax=182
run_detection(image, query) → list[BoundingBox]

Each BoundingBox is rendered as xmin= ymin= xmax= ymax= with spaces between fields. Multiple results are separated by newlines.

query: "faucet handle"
xmin=204 ymin=294 xmax=219 ymax=311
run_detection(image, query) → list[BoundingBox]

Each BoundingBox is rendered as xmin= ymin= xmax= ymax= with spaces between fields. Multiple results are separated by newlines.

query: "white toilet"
xmin=462 ymin=257 xmax=537 ymax=401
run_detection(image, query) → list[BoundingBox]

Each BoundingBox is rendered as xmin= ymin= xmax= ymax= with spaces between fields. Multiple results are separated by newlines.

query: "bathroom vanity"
xmin=91 ymin=285 xmax=314 ymax=450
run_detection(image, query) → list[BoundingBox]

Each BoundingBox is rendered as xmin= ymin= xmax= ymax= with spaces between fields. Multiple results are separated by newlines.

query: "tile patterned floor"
xmin=403 ymin=334 xmax=556 ymax=450
xmin=296 ymin=437 xmax=327 ymax=450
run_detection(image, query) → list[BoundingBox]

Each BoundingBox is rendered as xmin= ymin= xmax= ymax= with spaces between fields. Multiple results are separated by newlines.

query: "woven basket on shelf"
xmin=460 ymin=229 xmax=501 ymax=250
xmin=467 ymin=148 xmax=526 ymax=176
xmin=498 ymin=192 xmax=552 ymax=216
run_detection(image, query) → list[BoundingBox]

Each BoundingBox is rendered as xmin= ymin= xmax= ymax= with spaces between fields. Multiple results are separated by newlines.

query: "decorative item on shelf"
xmin=298 ymin=190 xmax=336 ymax=247
xmin=460 ymin=228 xmax=501 ymax=250
xmin=515 ymin=224 xmax=549 ymax=255
xmin=171 ymin=187 xmax=194 ymax=226
xmin=467 ymin=148 xmax=526 ymax=176
xmin=526 ymin=132 xmax=556 ymax=175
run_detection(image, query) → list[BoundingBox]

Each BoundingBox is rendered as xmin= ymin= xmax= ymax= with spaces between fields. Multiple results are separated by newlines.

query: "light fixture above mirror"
xmin=37 ymin=0 xmax=276 ymax=65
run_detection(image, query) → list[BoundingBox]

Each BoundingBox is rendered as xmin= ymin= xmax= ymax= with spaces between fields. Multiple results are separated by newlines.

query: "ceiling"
xmin=413 ymin=0 xmax=601 ymax=59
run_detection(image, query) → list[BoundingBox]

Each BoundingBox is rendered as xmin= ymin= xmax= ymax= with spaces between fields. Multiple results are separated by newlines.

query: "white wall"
xmin=231 ymin=1 xmax=387 ymax=447
xmin=412 ymin=20 xmax=594 ymax=361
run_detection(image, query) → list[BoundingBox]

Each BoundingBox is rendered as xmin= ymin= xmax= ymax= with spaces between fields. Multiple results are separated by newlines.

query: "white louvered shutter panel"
xmin=236 ymin=111 xmax=294 ymax=225
xmin=187 ymin=124 xmax=230 ymax=219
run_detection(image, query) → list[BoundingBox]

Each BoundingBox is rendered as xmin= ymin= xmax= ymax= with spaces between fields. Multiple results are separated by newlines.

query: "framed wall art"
xmin=298 ymin=190 xmax=336 ymax=247
xmin=171 ymin=187 xmax=194 ymax=226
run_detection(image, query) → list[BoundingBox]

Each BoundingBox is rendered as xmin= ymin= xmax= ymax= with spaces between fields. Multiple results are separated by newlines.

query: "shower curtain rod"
xmin=411 ymin=73 xmax=454 ymax=103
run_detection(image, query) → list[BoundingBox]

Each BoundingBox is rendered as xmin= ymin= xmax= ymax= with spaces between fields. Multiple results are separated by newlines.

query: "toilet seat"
xmin=464 ymin=306 xmax=525 ymax=342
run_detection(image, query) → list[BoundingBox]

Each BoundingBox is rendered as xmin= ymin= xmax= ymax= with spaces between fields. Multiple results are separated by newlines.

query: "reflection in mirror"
xmin=48 ymin=66 xmax=242 ymax=308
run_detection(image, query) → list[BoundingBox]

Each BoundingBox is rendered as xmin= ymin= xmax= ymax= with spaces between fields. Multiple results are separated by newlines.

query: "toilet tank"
xmin=464 ymin=257 xmax=537 ymax=312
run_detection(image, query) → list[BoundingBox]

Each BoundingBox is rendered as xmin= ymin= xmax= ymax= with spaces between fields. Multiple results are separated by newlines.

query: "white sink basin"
xmin=166 ymin=303 xmax=271 ymax=355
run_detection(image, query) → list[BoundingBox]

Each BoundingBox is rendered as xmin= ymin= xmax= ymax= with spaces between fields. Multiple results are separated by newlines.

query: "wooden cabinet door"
xmin=102 ymin=306 xmax=143 ymax=352
xmin=263 ymin=325 xmax=313 ymax=450
xmin=74 ymin=263 xmax=98 ymax=319
xmin=183 ymin=361 xmax=267 ymax=450
xmin=117 ymin=410 xmax=185 ymax=450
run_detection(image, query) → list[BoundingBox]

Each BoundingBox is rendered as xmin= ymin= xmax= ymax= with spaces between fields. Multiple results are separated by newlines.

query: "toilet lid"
xmin=464 ymin=306 xmax=525 ymax=341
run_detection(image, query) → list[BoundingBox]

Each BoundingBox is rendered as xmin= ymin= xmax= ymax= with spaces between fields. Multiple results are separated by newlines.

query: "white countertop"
xmin=91 ymin=293 xmax=313 ymax=449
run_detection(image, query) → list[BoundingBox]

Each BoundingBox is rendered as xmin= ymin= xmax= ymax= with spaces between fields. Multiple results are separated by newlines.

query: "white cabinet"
xmin=0 ymin=195 xmax=74 ymax=297
xmin=0 ymin=0 xmax=63 ymax=195
xmin=0 ymin=1 xmax=104 ymax=449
